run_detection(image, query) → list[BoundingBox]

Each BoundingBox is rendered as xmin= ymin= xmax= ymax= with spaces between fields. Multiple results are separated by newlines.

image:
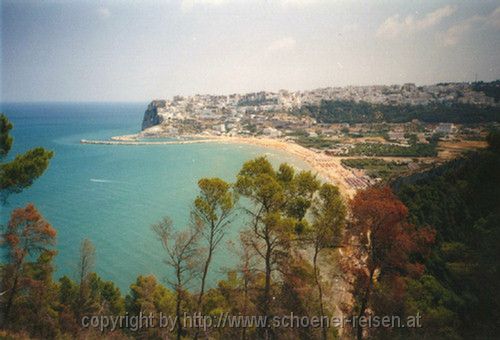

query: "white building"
xmin=263 ymin=127 xmax=282 ymax=138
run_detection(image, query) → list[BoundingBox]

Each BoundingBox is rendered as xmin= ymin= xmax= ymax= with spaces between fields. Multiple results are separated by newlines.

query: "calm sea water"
xmin=0 ymin=102 xmax=310 ymax=292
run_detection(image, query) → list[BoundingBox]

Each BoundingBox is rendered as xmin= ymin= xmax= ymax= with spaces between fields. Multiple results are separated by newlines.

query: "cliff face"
xmin=141 ymin=100 xmax=166 ymax=130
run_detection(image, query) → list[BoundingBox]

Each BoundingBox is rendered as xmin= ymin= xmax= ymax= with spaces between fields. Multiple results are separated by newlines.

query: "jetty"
xmin=80 ymin=139 xmax=216 ymax=146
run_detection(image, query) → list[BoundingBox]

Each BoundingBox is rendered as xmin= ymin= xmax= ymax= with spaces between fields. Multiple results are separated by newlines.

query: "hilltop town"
xmin=142 ymin=81 xmax=497 ymax=130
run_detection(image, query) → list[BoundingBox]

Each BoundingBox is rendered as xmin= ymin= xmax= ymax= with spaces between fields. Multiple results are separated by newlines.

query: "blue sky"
xmin=1 ymin=0 xmax=499 ymax=102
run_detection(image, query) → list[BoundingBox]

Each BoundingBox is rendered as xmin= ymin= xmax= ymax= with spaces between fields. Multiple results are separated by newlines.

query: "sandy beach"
xmin=203 ymin=135 xmax=365 ymax=197
xmin=82 ymin=133 xmax=370 ymax=197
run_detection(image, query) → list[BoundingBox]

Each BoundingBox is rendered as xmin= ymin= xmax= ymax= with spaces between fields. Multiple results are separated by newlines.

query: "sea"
xmin=0 ymin=102 xmax=310 ymax=292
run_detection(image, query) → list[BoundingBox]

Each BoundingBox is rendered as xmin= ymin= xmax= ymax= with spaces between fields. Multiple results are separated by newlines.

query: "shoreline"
xmin=81 ymin=134 xmax=371 ymax=197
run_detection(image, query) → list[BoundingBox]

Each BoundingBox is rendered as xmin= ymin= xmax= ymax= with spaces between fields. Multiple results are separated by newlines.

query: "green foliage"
xmin=276 ymin=163 xmax=294 ymax=183
xmin=486 ymin=128 xmax=500 ymax=153
xmin=471 ymin=80 xmax=500 ymax=102
xmin=126 ymin=275 xmax=175 ymax=316
xmin=285 ymin=129 xmax=308 ymax=137
xmin=59 ymin=276 xmax=79 ymax=308
xmin=347 ymin=142 xmax=437 ymax=157
xmin=342 ymin=158 xmax=410 ymax=180
xmin=295 ymin=136 xmax=338 ymax=149
xmin=192 ymin=176 xmax=236 ymax=331
xmin=286 ymin=170 xmax=320 ymax=219
xmin=294 ymin=99 xmax=500 ymax=124
xmin=236 ymin=156 xmax=320 ymax=221
xmin=101 ymin=280 xmax=126 ymax=315
xmin=0 ymin=114 xmax=13 ymax=158
xmin=393 ymin=139 xmax=500 ymax=338
xmin=194 ymin=178 xmax=234 ymax=225
xmin=402 ymin=275 xmax=463 ymax=339
xmin=0 ymin=147 xmax=54 ymax=194
xmin=0 ymin=114 xmax=53 ymax=203
xmin=235 ymin=156 xmax=330 ymax=338
xmin=16 ymin=250 xmax=60 ymax=338
xmin=310 ymin=183 xmax=346 ymax=248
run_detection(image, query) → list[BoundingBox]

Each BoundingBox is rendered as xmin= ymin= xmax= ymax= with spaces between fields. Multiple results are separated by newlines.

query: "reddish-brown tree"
xmin=1 ymin=204 xmax=57 ymax=326
xmin=348 ymin=187 xmax=435 ymax=340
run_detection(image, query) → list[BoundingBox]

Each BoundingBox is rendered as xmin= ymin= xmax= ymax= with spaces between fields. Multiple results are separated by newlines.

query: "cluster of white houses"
xmin=143 ymin=82 xmax=497 ymax=130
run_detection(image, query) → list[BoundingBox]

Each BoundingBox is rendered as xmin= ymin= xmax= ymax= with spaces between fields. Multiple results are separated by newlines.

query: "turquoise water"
xmin=0 ymin=103 xmax=310 ymax=292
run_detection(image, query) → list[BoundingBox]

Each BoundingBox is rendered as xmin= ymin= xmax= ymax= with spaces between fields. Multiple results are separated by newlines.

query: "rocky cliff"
xmin=141 ymin=100 xmax=166 ymax=130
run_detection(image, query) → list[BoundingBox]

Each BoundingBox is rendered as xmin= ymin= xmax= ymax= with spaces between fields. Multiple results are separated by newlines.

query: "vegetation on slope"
xmin=392 ymin=130 xmax=500 ymax=338
xmin=341 ymin=158 xmax=410 ymax=180
xmin=347 ymin=141 xmax=438 ymax=157
xmin=471 ymin=80 xmax=500 ymax=103
xmin=294 ymin=100 xmax=500 ymax=124
xmin=295 ymin=136 xmax=339 ymax=149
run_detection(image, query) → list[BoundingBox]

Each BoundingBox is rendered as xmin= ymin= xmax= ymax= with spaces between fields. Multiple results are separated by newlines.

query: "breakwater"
xmin=80 ymin=138 xmax=216 ymax=145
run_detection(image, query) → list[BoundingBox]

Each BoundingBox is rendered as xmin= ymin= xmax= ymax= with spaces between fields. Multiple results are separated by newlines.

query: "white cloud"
xmin=181 ymin=0 xmax=237 ymax=11
xmin=440 ymin=6 xmax=500 ymax=46
xmin=488 ymin=6 xmax=500 ymax=29
xmin=268 ymin=37 xmax=296 ymax=51
xmin=440 ymin=19 xmax=475 ymax=46
xmin=278 ymin=0 xmax=324 ymax=6
xmin=97 ymin=7 xmax=111 ymax=19
xmin=181 ymin=0 xmax=324 ymax=11
xmin=377 ymin=5 xmax=455 ymax=39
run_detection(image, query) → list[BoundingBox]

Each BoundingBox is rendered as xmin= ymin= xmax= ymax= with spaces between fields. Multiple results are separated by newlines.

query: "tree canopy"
xmin=0 ymin=114 xmax=53 ymax=203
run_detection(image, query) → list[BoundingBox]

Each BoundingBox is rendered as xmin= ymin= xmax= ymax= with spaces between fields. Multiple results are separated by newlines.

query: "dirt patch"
xmin=438 ymin=140 xmax=487 ymax=160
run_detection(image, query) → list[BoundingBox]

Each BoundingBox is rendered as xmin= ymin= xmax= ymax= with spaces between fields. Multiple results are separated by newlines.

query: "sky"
xmin=1 ymin=0 xmax=499 ymax=102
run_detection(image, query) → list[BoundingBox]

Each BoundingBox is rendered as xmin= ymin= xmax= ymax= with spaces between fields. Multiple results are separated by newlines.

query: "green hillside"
xmin=392 ymin=131 xmax=500 ymax=338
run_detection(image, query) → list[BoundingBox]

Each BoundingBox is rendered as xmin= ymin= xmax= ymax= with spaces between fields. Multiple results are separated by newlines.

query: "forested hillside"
xmin=471 ymin=80 xmax=500 ymax=103
xmin=295 ymin=100 xmax=500 ymax=124
xmin=392 ymin=131 xmax=500 ymax=338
